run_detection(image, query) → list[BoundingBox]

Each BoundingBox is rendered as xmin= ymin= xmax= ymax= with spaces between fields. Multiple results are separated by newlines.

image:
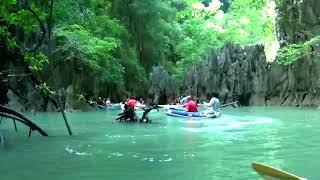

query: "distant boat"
xmin=252 ymin=162 xmax=307 ymax=180
xmin=98 ymin=103 xmax=122 ymax=111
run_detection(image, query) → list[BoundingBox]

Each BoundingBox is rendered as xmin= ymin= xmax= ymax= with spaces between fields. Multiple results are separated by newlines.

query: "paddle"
xmin=220 ymin=101 xmax=239 ymax=108
xmin=198 ymin=101 xmax=239 ymax=109
xmin=252 ymin=162 xmax=306 ymax=180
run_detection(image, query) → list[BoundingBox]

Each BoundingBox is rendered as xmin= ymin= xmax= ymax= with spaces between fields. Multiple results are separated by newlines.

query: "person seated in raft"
xmin=170 ymin=97 xmax=176 ymax=105
xmin=203 ymin=93 xmax=221 ymax=115
xmin=139 ymin=97 xmax=145 ymax=105
xmin=196 ymin=97 xmax=201 ymax=104
xmin=88 ymin=97 xmax=96 ymax=106
xmin=175 ymin=97 xmax=181 ymax=105
xmin=105 ymin=98 xmax=111 ymax=106
xmin=97 ymin=97 xmax=104 ymax=108
xmin=181 ymin=95 xmax=191 ymax=106
xmin=185 ymin=96 xmax=198 ymax=112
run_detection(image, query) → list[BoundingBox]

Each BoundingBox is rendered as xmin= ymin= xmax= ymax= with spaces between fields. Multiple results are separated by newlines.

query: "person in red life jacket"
xmin=185 ymin=96 xmax=198 ymax=112
xmin=126 ymin=97 xmax=146 ymax=109
xmin=127 ymin=98 xmax=137 ymax=108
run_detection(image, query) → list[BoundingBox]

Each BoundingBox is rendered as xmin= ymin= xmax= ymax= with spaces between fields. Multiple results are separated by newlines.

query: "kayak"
xmin=165 ymin=108 xmax=220 ymax=119
xmin=252 ymin=162 xmax=307 ymax=180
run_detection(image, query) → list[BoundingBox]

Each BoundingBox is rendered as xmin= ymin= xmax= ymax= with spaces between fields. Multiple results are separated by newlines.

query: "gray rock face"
xmin=277 ymin=0 xmax=320 ymax=46
xmin=65 ymin=85 xmax=94 ymax=112
xmin=149 ymin=42 xmax=320 ymax=107
xmin=149 ymin=0 xmax=320 ymax=107
xmin=149 ymin=66 xmax=178 ymax=104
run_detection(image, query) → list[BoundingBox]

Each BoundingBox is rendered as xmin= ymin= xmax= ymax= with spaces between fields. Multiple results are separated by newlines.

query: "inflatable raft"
xmin=165 ymin=108 xmax=220 ymax=119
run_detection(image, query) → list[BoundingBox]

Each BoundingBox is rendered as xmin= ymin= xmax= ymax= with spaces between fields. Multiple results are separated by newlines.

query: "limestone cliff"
xmin=149 ymin=41 xmax=320 ymax=107
xmin=149 ymin=0 xmax=320 ymax=107
xmin=276 ymin=0 xmax=320 ymax=46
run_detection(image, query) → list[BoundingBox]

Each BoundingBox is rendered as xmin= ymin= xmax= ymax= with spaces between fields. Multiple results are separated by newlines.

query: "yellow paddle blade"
xmin=252 ymin=162 xmax=306 ymax=180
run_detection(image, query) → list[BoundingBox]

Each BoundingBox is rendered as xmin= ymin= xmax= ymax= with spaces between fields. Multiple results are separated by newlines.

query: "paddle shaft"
xmin=220 ymin=101 xmax=239 ymax=108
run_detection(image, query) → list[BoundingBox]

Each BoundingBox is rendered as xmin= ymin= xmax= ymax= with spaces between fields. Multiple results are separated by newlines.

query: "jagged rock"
xmin=277 ymin=0 xmax=320 ymax=45
xmin=6 ymin=90 xmax=25 ymax=112
xmin=149 ymin=0 xmax=320 ymax=107
xmin=149 ymin=66 xmax=178 ymax=104
xmin=65 ymin=85 xmax=93 ymax=111
xmin=149 ymin=42 xmax=320 ymax=107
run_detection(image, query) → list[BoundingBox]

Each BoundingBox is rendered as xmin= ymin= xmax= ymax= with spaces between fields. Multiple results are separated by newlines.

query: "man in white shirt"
xmin=203 ymin=93 xmax=220 ymax=115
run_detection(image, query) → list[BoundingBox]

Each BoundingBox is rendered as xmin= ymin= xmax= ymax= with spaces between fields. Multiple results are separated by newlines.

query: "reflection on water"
xmin=0 ymin=107 xmax=319 ymax=180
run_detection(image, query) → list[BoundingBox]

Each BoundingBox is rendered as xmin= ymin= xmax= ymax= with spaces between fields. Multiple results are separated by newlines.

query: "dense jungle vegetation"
xmin=0 ymin=0 xmax=277 ymax=102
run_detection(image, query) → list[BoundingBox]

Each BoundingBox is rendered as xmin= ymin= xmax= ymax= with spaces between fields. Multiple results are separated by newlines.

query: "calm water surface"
xmin=0 ymin=107 xmax=319 ymax=180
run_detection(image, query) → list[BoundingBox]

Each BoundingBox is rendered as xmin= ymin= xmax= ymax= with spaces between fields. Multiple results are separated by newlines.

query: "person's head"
xmin=186 ymin=96 xmax=192 ymax=102
xmin=107 ymin=98 xmax=110 ymax=100
xmin=212 ymin=92 xmax=219 ymax=99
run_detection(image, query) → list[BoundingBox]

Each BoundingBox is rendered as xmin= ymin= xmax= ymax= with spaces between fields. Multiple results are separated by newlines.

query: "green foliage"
xmin=173 ymin=0 xmax=270 ymax=72
xmin=24 ymin=52 xmax=49 ymax=71
xmin=1 ymin=0 xmax=279 ymax=101
xmin=36 ymin=83 xmax=56 ymax=96
xmin=113 ymin=0 xmax=178 ymax=71
xmin=0 ymin=0 xmax=46 ymax=53
xmin=53 ymin=0 xmax=148 ymax=97
xmin=277 ymin=43 xmax=308 ymax=65
xmin=0 ymin=0 xmax=47 ymax=33
xmin=75 ymin=94 xmax=86 ymax=102
xmin=54 ymin=24 xmax=124 ymax=84
xmin=277 ymin=36 xmax=320 ymax=65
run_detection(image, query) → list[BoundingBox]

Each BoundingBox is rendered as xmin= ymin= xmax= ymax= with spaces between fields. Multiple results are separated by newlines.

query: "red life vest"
xmin=185 ymin=100 xmax=198 ymax=112
xmin=127 ymin=99 xmax=137 ymax=107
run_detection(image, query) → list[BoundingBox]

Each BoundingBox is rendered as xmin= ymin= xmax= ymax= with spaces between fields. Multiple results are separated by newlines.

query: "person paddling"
xmin=126 ymin=97 xmax=146 ymax=109
xmin=127 ymin=97 xmax=137 ymax=108
xmin=185 ymin=96 xmax=198 ymax=112
xmin=181 ymin=95 xmax=191 ymax=106
xmin=203 ymin=93 xmax=220 ymax=114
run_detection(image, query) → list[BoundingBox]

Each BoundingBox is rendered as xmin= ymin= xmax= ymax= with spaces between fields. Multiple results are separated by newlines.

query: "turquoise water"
xmin=0 ymin=107 xmax=319 ymax=179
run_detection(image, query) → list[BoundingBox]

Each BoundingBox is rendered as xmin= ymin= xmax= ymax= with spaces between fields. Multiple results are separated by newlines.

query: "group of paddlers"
xmin=116 ymin=98 xmax=158 ymax=123
xmin=87 ymin=97 xmax=112 ymax=108
xmin=115 ymin=92 xmax=221 ymax=123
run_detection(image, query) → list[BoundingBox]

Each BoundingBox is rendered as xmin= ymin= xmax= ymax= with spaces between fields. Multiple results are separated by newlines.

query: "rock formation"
xmin=149 ymin=0 xmax=320 ymax=107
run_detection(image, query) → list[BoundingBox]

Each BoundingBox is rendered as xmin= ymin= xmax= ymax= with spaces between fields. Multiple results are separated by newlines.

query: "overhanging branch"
xmin=22 ymin=0 xmax=47 ymax=53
